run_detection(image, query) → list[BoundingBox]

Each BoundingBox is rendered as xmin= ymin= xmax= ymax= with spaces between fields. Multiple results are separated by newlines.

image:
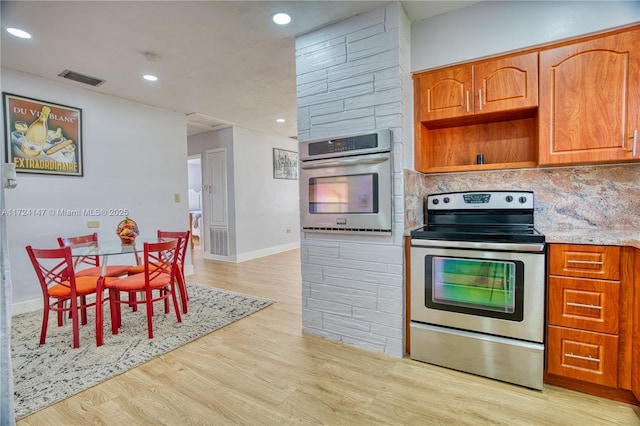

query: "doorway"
xmin=187 ymin=155 xmax=202 ymax=250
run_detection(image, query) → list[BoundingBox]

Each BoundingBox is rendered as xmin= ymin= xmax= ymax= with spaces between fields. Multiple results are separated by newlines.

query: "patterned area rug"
xmin=11 ymin=282 xmax=272 ymax=420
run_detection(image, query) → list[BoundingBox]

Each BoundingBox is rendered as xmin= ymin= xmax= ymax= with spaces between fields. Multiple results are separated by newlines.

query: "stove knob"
xmin=505 ymin=195 xmax=513 ymax=202
xmin=432 ymin=199 xmax=439 ymax=205
xmin=519 ymin=196 xmax=527 ymax=204
xmin=443 ymin=197 xmax=450 ymax=203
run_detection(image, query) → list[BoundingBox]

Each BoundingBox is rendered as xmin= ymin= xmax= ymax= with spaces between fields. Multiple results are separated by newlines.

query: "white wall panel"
xmin=2 ymin=69 xmax=188 ymax=312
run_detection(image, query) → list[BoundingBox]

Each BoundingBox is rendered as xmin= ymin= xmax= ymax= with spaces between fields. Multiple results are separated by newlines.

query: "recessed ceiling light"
xmin=272 ymin=12 xmax=291 ymax=25
xmin=7 ymin=27 xmax=32 ymax=39
xmin=276 ymin=118 xmax=286 ymax=123
xmin=143 ymin=74 xmax=158 ymax=82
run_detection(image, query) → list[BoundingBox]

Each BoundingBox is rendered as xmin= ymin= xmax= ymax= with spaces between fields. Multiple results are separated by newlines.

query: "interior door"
xmin=206 ymin=148 xmax=227 ymax=227
xmin=205 ymin=148 xmax=229 ymax=256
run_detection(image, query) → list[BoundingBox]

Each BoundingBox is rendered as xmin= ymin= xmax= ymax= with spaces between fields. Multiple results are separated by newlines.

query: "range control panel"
xmin=427 ymin=191 xmax=534 ymax=210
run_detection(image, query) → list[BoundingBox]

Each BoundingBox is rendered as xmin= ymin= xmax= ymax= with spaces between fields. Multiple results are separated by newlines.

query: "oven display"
xmin=463 ymin=193 xmax=491 ymax=204
xmin=307 ymin=134 xmax=378 ymax=155
xmin=308 ymin=173 xmax=379 ymax=214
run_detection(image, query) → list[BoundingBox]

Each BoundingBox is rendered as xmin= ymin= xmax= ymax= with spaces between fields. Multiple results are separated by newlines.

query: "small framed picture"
xmin=273 ymin=148 xmax=298 ymax=180
xmin=3 ymin=92 xmax=83 ymax=176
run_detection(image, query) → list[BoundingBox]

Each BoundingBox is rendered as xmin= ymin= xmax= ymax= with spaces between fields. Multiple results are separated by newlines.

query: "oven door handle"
xmin=411 ymin=239 xmax=545 ymax=253
xmin=300 ymin=155 xmax=389 ymax=169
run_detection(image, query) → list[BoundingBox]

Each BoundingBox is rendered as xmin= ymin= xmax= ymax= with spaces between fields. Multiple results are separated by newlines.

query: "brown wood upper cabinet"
xmin=539 ymin=28 xmax=640 ymax=166
xmin=415 ymin=52 xmax=538 ymax=123
xmin=413 ymin=52 xmax=539 ymax=173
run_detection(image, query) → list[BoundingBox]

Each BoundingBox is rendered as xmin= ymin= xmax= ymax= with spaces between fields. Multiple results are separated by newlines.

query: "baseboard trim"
xmin=544 ymin=372 xmax=640 ymax=405
xmin=203 ymin=242 xmax=300 ymax=264
xmin=12 ymin=299 xmax=41 ymax=316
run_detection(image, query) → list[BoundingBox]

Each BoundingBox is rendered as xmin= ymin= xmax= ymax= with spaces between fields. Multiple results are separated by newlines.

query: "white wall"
xmin=232 ymin=127 xmax=300 ymax=261
xmin=411 ymin=0 xmax=640 ymax=72
xmin=187 ymin=126 xmax=300 ymax=262
xmin=2 ymin=69 xmax=189 ymax=314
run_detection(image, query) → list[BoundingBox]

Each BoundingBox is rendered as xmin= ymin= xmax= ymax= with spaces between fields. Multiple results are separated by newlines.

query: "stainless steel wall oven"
xmin=299 ymin=129 xmax=392 ymax=234
xmin=410 ymin=191 xmax=546 ymax=390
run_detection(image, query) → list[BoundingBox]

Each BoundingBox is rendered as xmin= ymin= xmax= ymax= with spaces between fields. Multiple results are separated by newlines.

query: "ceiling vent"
xmin=58 ymin=69 xmax=106 ymax=87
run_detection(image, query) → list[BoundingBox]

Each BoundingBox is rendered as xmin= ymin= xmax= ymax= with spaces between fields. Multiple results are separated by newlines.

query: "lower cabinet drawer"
xmin=547 ymin=325 xmax=618 ymax=387
xmin=548 ymin=244 xmax=620 ymax=280
xmin=547 ymin=276 xmax=620 ymax=334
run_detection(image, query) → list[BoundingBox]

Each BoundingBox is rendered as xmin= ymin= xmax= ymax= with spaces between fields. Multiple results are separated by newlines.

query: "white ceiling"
xmin=1 ymin=1 xmax=479 ymax=139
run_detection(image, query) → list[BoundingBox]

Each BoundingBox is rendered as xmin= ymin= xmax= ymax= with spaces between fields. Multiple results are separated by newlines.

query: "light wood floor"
xmin=17 ymin=248 xmax=640 ymax=425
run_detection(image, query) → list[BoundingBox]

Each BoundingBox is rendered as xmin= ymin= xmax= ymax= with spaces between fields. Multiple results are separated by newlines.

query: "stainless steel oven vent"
xmin=58 ymin=69 xmax=106 ymax=87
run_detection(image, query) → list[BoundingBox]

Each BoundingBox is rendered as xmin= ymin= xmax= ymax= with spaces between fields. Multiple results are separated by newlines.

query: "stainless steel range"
xmin=410 ymin=190 xmax=546 ymax=390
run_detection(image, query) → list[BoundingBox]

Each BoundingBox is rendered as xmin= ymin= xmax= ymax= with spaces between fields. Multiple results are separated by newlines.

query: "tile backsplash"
xmin=405 ymin=164 xmax=640 ymax=231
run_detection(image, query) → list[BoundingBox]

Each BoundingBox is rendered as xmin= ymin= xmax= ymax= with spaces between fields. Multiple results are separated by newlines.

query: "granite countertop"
xmin=405 ymin=226 xmax=640 ymax=249
xmin=538 ymin=228 xmax=640 ymax=249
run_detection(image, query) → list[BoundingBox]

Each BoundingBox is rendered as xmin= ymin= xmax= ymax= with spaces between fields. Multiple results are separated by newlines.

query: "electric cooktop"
xmin=410 ymin=224 xmax=546 ymax=244
xmin=411 ymin=190 xmax=546 ymax=244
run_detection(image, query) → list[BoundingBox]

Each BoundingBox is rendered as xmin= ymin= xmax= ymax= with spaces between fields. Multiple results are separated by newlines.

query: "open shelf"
xmin=415 ymin=116 xmax=538 ymax=173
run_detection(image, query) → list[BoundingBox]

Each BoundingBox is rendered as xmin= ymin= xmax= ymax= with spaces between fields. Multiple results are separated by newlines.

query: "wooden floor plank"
xmin=16 ymin=247 xmax=640 ymax=425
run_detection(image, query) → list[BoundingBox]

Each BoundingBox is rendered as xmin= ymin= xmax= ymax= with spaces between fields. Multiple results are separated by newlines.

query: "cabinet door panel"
xmin=551 ymin=51 xmax=625 ymax=152
xmin=416 ymin=66 xmax=473 ymax=121
xmin=539 ymin=29 xmax=640 ymax=165
xmin=547 ymin=326 xmax=619 ymax=387
xmin=475 ymin=52 xmax=538 ymax=114
xmin=548 ymin=276 xmax=620 ymax=334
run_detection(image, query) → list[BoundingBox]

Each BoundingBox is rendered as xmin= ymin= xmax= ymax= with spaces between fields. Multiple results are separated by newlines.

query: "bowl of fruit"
xmin=116 ymin=217 xmax=139 ymax=245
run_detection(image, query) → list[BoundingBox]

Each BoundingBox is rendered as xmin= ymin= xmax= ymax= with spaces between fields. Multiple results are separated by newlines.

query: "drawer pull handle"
xmin=565 ymin=352 xmax=600 ymax=363
xmin=567 ymin=260 xmax=603 ymax=265
xmin=566 ymin=302 xmax=602 ymax=310
xmin=478 ymin=89 xmax=483 ymax=111
xmin=466 ymin=91 xmax=470 ymax=112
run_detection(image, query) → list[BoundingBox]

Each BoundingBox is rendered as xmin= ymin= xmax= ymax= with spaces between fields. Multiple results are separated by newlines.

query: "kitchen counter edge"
xmin=405 ymin=227 xmax=640 ymax=249
xmin=528 ymin=228 xmax=639 ymax=249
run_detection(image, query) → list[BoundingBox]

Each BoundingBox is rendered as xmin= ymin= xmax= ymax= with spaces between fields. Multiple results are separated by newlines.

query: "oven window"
xmin=308 ymin=173 xmax=378 ymax=214
xmin=425 ymin=255 xmax=524 ymax=321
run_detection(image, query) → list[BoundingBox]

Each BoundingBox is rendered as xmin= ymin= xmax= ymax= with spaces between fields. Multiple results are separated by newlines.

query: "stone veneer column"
xmin=295 ymin=3 xmax=411 ymax=356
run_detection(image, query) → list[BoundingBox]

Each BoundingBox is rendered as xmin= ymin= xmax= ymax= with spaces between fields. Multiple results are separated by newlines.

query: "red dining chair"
xmin=106 ymin=239 xmax=182 ymax=339
xmin=128 ymin=230 xmax=190 ymax=314
xmin=25 ymin=245 xmax=119 ymax=349
xmin=57 ymin=233 xmax=132 ymax=278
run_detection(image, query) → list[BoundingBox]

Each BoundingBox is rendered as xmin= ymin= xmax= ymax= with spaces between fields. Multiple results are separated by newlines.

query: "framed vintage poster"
xmin=3 ymin=93 xmax=83 ymax=176
xmin=273 ymin=147 xmax=298 ymax=180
